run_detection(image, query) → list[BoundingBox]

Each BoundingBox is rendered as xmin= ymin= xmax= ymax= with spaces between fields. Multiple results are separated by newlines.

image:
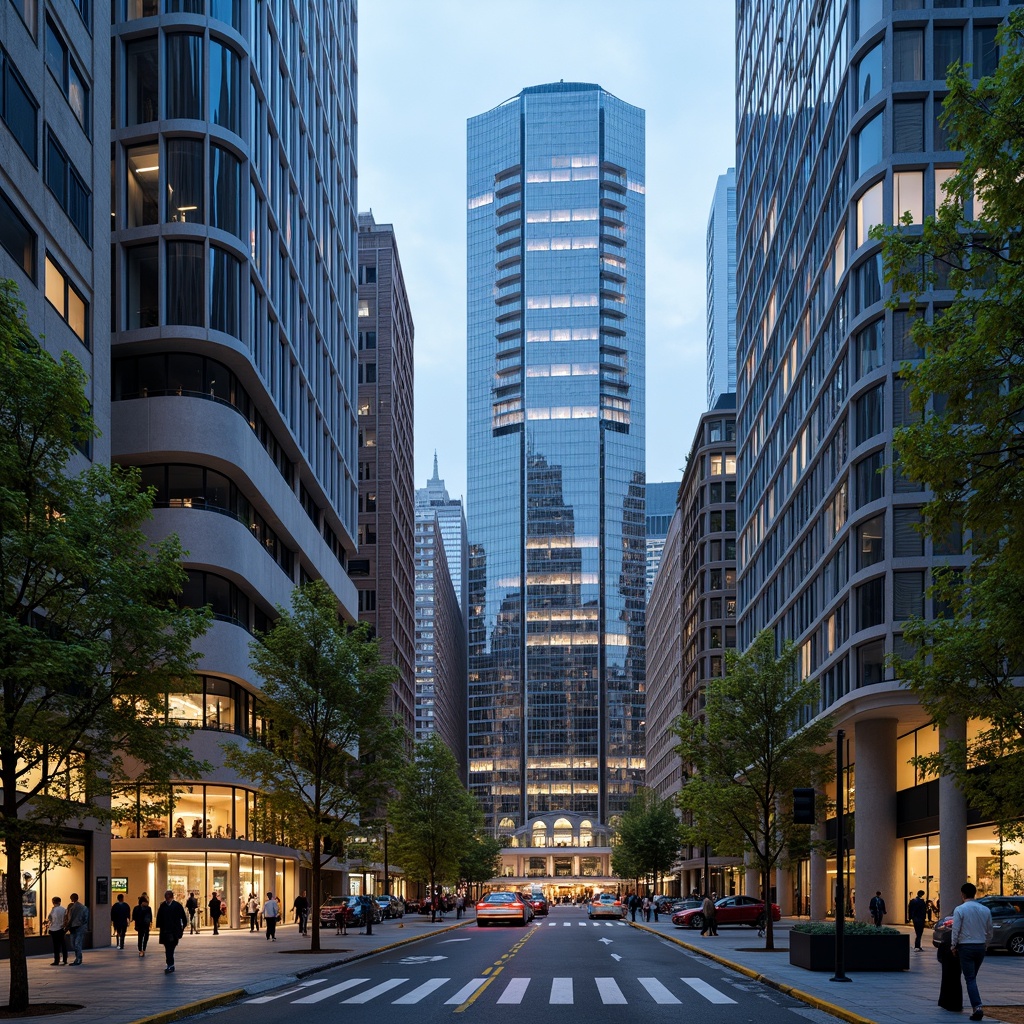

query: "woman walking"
xmin=132 ymin=893 xmax=153 ymax=957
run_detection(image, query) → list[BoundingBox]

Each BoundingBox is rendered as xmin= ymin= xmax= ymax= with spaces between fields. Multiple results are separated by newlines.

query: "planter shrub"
xmin=789 ymin=924 xmax=910 ymax=971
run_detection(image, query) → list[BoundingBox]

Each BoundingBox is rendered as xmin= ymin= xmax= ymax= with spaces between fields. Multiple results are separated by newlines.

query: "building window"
xmin=210 ymin=246 xmax=241 ymax=338
xmin=856 ymin=112 xmax=883 ymax=177
xmin=9 ymin=0 xmax=37 ymax=36
xmin=358 ymin=589 xmax=377 ymax=613
xmin=125 ymin=37 xmax=158 ymax=126
xmin=894 ymin=170 xmax=924 ymax=225
xmin=973 ymin=25 xmax=999 ymax=80
xmin=166 ymin=138 xmax=204 ymax=223
xmin=210 ymin=41 xmax=240 ymax=135
xmin=210 ymin=145 xmax=241 ymax=235
xmin=126 ymin=142 xmax=160 ymax=226
xmin=1 ymin=47 xmax=38 ymax=163
xmin=856 ymin=42 xmax=883 ymax=108
xmin=855 ymin=319 xmax=885 ymax=378
xmin=856 ymin=180 xmax=883 ymax=247
xmin=856 ymin=576 xmax=885 ymax=630
xmin=893 ymin=29 xmax=925 ymax=81
xmin=44 ymin=254 xmax=87 ymax=345
xmin=894 ymin=571 xmax=925 ymax=621
xmin=45 ymin=18 xmax=88 ymax=132
xmin=126 ymin=244 xmax=158 ymax=329
xmin=856 ymin=383 xmax=884 ymax=444
xmin=166 ymin=33 xmax=202 ymax=120
xmin=166 ymin=241 xmax=204 ymax=327
xmin=855 ymin=450 xmax=885 ymax=507
xmin=45 ymin=131 xmax=91 ymax=243
xmin=893 ymin=508 xmax=925 ymax=557
xmin=857 ymin=514 xmax=885 ymax=569
xmin=858 ymin=639 xmax=885 ymax=686
xmin=934 ymin=27 xmax=963 ymax=80
xmin=0 ymin=186 xmax=35 ymax=279
xmin=893 ymin=101 xmax=924 ymax=153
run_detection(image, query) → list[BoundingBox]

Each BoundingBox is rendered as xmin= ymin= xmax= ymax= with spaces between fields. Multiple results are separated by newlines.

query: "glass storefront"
xmin=0 ymin=841 xmax=86 ymax=942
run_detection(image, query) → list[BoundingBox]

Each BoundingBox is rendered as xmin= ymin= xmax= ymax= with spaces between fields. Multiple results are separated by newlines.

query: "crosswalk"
xmin=543 ymin=920 xmax=628 ymax=926
xmin=247 ymin=974 xmax=738 ymax=1008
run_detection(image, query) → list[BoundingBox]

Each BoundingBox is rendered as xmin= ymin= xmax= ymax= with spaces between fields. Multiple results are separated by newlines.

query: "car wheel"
xmin=690 ymin=913 xmax=705 ymax=931
xmin=1007 ymin=933 xmax=1024 ymax=956
xmin=478 ymin=921 xmax=488 ymax=928
xmin=754 ymin=913 xmax=766 ymax=929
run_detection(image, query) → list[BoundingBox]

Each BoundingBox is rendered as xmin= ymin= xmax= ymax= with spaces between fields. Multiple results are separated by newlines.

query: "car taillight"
xmin=614 ymin=900 xmax=621 ymax=905
xmin=940 ymin=917 xmax=954 ymax=929
xmin=476 ymin=903 xmax=488 ymax=910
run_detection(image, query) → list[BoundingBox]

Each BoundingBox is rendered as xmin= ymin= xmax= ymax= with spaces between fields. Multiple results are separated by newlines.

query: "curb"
xmin=123 ymin=920 xmax=472 ymax=1024
xmin=628 ymin=922 xmax=876 ymax=1024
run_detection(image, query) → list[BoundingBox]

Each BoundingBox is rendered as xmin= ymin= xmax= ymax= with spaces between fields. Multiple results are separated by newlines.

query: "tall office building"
xmin=645 ymin=481 xmax=680 ymax=601
xmin=0 ymin=0 xmax=112 ymax=955
xmin=109 ymin=0 xmax=361 ymax=919
xmin=356 ymin=213 xmax=416 ymax=742
xmin=706 ymin=168 xmax=736 ymax=409
xmin=415 ymin=453 xmax=469 ymax=619
xmin=735 ymin=1 xmax=1017 ymax=919
xmin=466 ymin=83 xmax=646 ymax=834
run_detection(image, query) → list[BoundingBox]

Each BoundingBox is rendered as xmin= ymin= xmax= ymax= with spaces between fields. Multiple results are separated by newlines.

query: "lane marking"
xmin=391 ymin=978 xmax=449 ymax=1004
xmin=446 ymin=978 xmax=488 ymax=1005
xmin=639 ymin=977 xmax=680 ymax=1004
xmin=595 ymin=978 xmax=626 ymax=1005
xmin=680 ymin=977 xmax=737 ymax=1004
xmin=293 ymin=979 xmax=368 ymax=1003
xmin=550 ymin=977 xmax=573 ymax=1004
xmin=342 ymin=978 xmax=408 ymax=1003
xmin=496 ymin=978 xmax=531 ymax=1004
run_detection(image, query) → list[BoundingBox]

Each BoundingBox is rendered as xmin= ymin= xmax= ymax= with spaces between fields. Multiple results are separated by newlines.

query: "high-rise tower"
xmin=706 ymin=168 xmax=736 ymax=409
xmin=466 ymin=83 xmax=646 ymax=833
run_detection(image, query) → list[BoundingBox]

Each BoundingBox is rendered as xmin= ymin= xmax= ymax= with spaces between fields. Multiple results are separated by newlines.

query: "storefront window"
xmin=0 ymin=845 xmax=86 ymax=941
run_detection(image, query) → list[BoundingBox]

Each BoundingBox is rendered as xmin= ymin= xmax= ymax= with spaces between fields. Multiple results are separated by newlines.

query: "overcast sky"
xmin=358 ymin=1 xmax=737 ymax=502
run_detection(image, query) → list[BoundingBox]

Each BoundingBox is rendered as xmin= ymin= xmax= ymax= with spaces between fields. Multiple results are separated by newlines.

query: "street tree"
xmin=611 ymin=788 xmax=680 ymax=897
xmin=675 ymin=630 xmax=834 ymax=949
xmin=0 ymin=281 xmax=209 ymax=1010
xmin=388 ymin=735 xmax=481 ymax=921
xmin=459 ymin=832 xmax=503 ymax=900
xmin=223 ymin=580 xmax=405 ymax=951
xmin=876 ymin=10 xmax=1024 ymax=841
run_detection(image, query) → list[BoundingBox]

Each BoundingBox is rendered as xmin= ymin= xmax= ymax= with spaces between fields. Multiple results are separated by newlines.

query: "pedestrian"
xmin=264 ymin=891 xmax=279 ymax=941
xmin=155 ymin=889 xmax=188 ymax=974
xmin=246 ymin=892 xmax=260 ymax=932
xmin=937 ymin=937 xmax=963 ymax=1013
xmin=642 ymin=896 xmax=651 ymax=922
xmin=627 ymin=893 xmax=638 ymax=922
xmin=701 ymin=893 xmax=718 ymax=936
xmin=951 ymin=881 xmax=994 ymax=1022
xmin=64 ymin=892 xmax=89 ymax=965
xmin=185 ymin=891 xmax=199 ymax=934
xmin=292 ymin=891 xmax=310 ymax=935
xmin=908 ymin=890 xmax=928 ymax=951
xmin=46 ymin=896 xmax=68 ymax=965
xmin=133 ymin=894 xmax=153 ymax=956
xmin=335 ymin=903 xmax=348 ymax=936
xmin=869 ymin=890 xmax=886 ymax=927
xmin=208 ymin=891 xmax=223 ymax=935
xmin=653 ymin=898 xmax=660 ymax=923
xmin=111 ymin=893 xmax=131 ymax=950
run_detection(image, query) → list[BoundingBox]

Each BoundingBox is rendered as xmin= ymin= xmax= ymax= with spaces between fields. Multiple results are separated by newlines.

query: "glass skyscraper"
xmin=466 ymin=83 xmax=646 ymax=834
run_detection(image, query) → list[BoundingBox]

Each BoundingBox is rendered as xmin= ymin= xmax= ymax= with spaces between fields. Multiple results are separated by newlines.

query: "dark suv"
xmin=932 ymin=896 xmax=1024 ymax=955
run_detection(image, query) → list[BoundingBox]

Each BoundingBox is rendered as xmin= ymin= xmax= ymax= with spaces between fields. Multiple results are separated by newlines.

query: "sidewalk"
xmin=631 ymin=916 xmax=1024 ymax=1024
xmin=6 ymin=915 xmax=470 ymax=1024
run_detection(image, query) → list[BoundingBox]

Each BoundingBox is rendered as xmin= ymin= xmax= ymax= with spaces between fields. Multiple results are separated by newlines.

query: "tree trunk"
xmin=762 ymin=864 xmax=775 ymax=951
xmin=429 ymin=869 xmax=436 ymax=923
xmin=6 ymin=834 xmax=29 ymax=1011
xmin=310 ymin=832 xmax=322 ymax=952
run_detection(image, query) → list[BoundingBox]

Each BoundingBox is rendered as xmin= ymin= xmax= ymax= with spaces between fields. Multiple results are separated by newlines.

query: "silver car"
xmin=932 ymin=896 xmax=1024 ymax=955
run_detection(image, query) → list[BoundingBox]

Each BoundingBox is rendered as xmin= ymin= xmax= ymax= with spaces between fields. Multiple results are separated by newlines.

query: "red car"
xmin=526 ymin=895 xmax=548 ymax=917
xmin=671 ymin=894 xmax=781 ymax=930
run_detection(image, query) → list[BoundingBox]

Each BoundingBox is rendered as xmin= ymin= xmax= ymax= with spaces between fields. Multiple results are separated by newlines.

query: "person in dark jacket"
xmin=869 ymin=891 xmax=886 ymax=927
xmin=293 ymin=891 xmax=310 ymax=935
xmin=132 ymin=894 xmax=153 ymax=957
xmin=110 ymin=893 xmax=131 ymax=950
xmin=156 ymin=890 xmax=188 ymax=973
xmin=185 ymin=891 xmax=200 ymax=934
xmin=908 ymin=890 xmax=928 ymax=951
xmin=208 ymin=892 xmax=223 ymax=935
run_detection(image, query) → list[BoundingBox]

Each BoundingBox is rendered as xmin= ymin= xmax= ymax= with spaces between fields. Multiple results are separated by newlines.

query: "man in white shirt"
xmin=951 ymin=882 xmax=994 ymax=1022
xmin=263 ymin=892 xmax=280 ymax=941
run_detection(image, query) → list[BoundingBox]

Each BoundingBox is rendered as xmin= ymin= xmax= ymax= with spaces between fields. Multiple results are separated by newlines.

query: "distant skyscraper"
xmin=466 ymin=82 xmax=646 ymax=834
xmin=706 ymin=168 xmax=736 ymax=409
xmin=415 ymin=453 xmax=468 ymax=619
xmin=645 ymin=481 xmax=680 ymax=601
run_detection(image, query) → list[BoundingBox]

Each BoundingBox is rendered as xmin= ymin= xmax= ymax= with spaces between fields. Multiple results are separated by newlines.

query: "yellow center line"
xmin=453 ymin=927 xmax=537 ymax=1013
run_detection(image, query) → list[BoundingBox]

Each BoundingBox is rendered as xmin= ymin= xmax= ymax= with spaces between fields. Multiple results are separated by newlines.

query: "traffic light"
xmin=792 ymin=788 xmax=816 ymax=825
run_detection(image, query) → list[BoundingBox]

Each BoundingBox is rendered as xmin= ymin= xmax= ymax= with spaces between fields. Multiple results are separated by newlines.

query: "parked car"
xmin=318 ymin=896 xmax=352 ymax=928
xmin=477 ymin=891 xmax=532 ymax=927
xmin=525 ymin=894 xmax=549 ymax=917
xmin=671 ymin=894 xmax=781 ymax=930
xmin=318 ymin=895 xmax=382 ymax=928
xmin=588 ymin=893 xmax=627 ymax=919
xmin=932 ymin=896 xmax=1024 ymax=955
xmin=376 ymin=894 xmax=404 ymax=919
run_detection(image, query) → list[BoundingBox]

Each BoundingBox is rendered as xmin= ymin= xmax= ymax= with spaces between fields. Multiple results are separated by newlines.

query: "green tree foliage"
xmin=675 ymin=631 xmax=834 ymax=948
xmin=223 ymin=580 xmax=405 ymax=950
xmin=459 ymin=832 xmax=503 ymax=898
xmin=388 ymin=736 xmax=481 ymax=920
xmin=877 ymin=11 xmax=1024 ymax=842
xmin=611 ymin=788 xmax=680 ymax=895
xmin=0 ymin=281 xmax=210 ymax=1009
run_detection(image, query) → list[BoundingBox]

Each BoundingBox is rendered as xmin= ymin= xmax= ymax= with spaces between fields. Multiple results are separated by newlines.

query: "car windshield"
xmin=484 ymin=893 xmax=514 ymax=903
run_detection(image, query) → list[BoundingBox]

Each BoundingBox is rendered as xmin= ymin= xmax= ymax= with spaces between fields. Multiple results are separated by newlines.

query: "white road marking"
xmin=244 ymin=979 xmax=326 ymax=1004
xmin=638 ymin=977 xmax=680 ymax=1004
xmin=595 ymin=978 xmax=627 ymax=1004
xmin=293 ymin=979 xmax=369 ymax=1003
xmin=550 ymin=977 xmax=573 ymax=1004
xmin=680 ymin=977 xmax=737 ymax=1004
xmin=342 ymin=978 xmax=408 ymax=1003
xmin=444 ymin=978 xmax=488 ymax=1004
xmin=497 ymin=977 xmax=531 ymax=1004
xmin=391 ymin=978 xmax=450 ymax=1004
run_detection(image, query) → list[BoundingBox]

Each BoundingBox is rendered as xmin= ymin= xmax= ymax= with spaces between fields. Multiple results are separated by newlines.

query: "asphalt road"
xmin=201 ymin=907 xmax=834 ymax=1024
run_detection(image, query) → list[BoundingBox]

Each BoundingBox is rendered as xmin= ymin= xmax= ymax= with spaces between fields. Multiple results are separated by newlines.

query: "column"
xmin=228 ymin=853 xmax=240 ymax=930
xmin=939 ymin=715 xmax=968 ymax=917
xmin=810 ymin=819 xmax=827 ymax=920
xmin=854 ymin=717 xmax=901 ymax=924
xmin=776 ymin=864 xmax=793 ymax=916
xmin=744 ymin=850 xmax=759 ymax=897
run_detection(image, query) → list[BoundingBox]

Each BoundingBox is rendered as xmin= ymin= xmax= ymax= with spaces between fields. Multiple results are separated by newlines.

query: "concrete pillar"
xmin=810 ymin=819 xmax=828 ymax=920
xmin=776 ymin=864 xmax=793 ymax=916
xmin=939 ymin=715 xmax=968 ymax=917
xmin=854 ymin=718 xmax=901 ymax=924
xmin=744 ymin=850 xmax=759 ymax=898
xmin=228 ymin=853 xmax=240 ymax=929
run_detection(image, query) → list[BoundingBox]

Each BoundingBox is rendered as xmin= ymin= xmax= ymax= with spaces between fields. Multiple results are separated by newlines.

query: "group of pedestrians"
xmin=44 ymin=892 xmax=90 ymax=966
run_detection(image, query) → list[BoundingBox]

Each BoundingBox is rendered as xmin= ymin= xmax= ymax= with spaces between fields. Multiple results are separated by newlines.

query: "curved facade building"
xmin=735 ymin=1 xmax=1021 ymax=919
xmin=109 ymin=0 xmax=359 ymax=924
xmin=466 ymin=83 xmax=647 ymax=836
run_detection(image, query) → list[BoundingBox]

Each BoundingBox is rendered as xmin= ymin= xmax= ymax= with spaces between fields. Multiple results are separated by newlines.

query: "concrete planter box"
xmin=789 ymin=929 xmax=910 ymax=971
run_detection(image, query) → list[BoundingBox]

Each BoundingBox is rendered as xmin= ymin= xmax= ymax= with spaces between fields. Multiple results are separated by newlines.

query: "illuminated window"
xmin=894 ymin=170 xmax=923 ymax=224
xmin=856 ymin=180 xmax=884 ymax=246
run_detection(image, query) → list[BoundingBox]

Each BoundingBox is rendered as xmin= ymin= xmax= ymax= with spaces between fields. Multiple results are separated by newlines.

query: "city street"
xmin=218 ymin=908 xmax=811 ymax=1024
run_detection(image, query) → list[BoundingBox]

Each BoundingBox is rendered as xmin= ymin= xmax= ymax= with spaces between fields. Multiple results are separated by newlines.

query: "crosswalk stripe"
xmin=343 ymin=979 xmax=408 ymax=1003
xmin=638 ymin=977 xmax=680 ymax=1004
xmin=293 ymin=979 xmax=368 ymax=1003
xmin=563 ymin=921 xmax=571 ymax=927
xmin=391 ymin=978 xmax=449 ymax=1004
xmin=444 ymin=978 xmax=488 ymax=1004
xmin=497 ymin=978 xmax=531 ymax=1004
xmin=578 ymin=921 xmax=587 ymax=926
xmin=681 ymin=977 xmax=737 ymax=1004
xmin=246 ymin=980 xmax=326 ymax=1004
xmin=595 ymin=978 xmax=626 ymax=1004
xmin=550 ymin=977 xmax=573 ymax=1004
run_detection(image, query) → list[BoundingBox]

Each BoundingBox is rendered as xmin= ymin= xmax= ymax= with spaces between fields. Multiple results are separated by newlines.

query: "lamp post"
xmin=830 ymin=728 xmax=850 ymax=983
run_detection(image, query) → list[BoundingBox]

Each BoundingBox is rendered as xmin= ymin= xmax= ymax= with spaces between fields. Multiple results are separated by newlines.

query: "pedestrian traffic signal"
xmin=792 ymin=788 xmax=815 ymax=824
